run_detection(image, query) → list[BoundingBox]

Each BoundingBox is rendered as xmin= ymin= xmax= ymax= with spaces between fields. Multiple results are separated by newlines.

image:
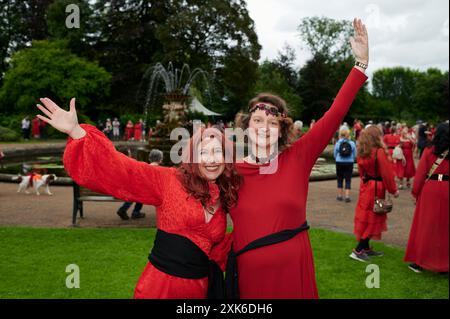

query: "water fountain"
xmin=137 ymin=63 xmax=210 ymax=165
xmin=142 ymin=63 xmax=209 ymax=136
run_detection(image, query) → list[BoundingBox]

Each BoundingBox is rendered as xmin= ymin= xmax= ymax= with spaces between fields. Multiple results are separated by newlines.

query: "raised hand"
xmin=36 ymin=97 xmax=86 ymax=139
xmin=350 ymin=18 xmax=369 ymax=65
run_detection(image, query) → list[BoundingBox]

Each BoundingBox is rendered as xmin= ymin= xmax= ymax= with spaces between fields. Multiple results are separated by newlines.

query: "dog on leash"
xmin=12 ymin=173 xmax=57 ymax=195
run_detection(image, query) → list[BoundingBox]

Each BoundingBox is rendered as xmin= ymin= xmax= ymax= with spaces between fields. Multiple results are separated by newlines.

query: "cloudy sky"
xmin=245 ymin=0 xmax=449 ymax=77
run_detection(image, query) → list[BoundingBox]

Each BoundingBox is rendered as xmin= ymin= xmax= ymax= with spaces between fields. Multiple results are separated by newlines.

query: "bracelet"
xmin=355 ymin=61 xmax=369 ymax=70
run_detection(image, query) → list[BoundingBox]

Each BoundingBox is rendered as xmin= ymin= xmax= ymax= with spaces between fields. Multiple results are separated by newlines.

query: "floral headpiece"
xmin=248 ymin=103 xmax=287 ymax=118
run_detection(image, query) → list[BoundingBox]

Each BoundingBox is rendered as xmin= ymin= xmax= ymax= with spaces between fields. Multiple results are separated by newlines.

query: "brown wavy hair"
xmin=358 ymin=125 xmax=388 ymax=158
xmin=235 ymin=93 xmax=296 ymax=152
xmin=177 ymin=127 xmax=242 ymax=213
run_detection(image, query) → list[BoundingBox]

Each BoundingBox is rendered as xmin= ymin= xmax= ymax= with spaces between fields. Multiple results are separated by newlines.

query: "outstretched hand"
xmin=350 ymin=18 xmax=369 ymax=65
xmin=36 ymin=98 xmax=86 ymax=139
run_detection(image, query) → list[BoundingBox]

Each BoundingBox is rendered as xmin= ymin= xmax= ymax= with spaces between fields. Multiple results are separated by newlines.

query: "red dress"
xmin=383 ymin=133 xmax=400 ymax=176
xmin=397 ymin=140 xmax=416 ymax=179
xmin=404 ymin=147 xmax=449 ymax=272
xmin=230 ymin=68 xmax=368 ymax=299
xmin=134 ymin=123 xmax=142 ymax=141
xmin=31 ymin=118 xmax=41 ymax=138
xmin=354 ymin=148 xmax=398 ymax=241
xmin=63 ymin=124 xmax=231 ymax=299
xmin=125 ymin=123 xmax=134 ymax=140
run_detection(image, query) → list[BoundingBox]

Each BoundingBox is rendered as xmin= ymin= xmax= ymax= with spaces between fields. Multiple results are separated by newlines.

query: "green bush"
xmin=0 ymin=126 xmax=20 ymax=141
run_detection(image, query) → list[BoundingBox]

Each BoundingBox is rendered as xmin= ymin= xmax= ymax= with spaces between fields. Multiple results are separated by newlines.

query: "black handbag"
xmin=373 ymin=149 xmax=393 ymax=215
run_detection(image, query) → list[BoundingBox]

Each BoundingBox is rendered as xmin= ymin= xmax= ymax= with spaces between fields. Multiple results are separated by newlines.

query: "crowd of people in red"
xmin=344 ymin=119 xmax=448 ymax=275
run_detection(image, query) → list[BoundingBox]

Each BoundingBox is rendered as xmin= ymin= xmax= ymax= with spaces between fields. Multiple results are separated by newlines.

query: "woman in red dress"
xmin=134 ymin=120 xmax=142 ymax=141
xmin=405 ymin=123 xmax=449 ymax=273
xmin=227 ymin=18 xmax=369 ymax=299
xmin=31 ymin=116 xmax=41 ymax=138
xmin=383 ymin=130 xmax=401 ymax=179
xmin=125 ymin=120 xmax=134 ymax=140
xmin=397 ymin=127 xmax=416 ymax=189
xmin=350 ymin=126 xmax=399 ymax=262
xmin=35 ymin=98 xmax=241 ymax=299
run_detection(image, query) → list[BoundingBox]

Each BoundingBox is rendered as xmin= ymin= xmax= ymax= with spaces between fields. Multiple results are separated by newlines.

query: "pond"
xmin=0 ymin=155 xmax=357 ymax=179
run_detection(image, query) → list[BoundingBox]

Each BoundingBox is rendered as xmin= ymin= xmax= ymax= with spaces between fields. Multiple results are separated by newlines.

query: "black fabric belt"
xmin=148 ymin=229 xmax=224 ymax=299
xmin=225 ymin=221 xmax=310 ymax=299
xmin=428 ymin=174 xmax=449 ymax=181
xmin=363 ymin=175 xmax=383 ymax=183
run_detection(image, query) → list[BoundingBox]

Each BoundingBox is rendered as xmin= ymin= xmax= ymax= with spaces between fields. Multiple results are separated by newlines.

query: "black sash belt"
xmin=363 ymin=175 xmax=383 ymax=184
xmin=225 ymin=221 xmax=310 ymax=299
xmin=428 ymin=174 xmax=449 ymax=181
xmin=148 ymin=229 xmax=224 ymax=299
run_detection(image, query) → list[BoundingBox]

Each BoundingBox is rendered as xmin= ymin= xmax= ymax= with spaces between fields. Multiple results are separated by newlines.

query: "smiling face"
xmin=197 ymin=137 xmax=225 ymax=181
xmin=248 ymin=107 xmax=281 ymax=151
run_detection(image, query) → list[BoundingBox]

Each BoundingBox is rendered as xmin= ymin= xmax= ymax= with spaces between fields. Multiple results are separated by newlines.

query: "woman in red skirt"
xmin=405 ymin=123 xmax=449 ymax=273
xmin=227 ymin=18 xmax=369 ymax=299
xmin=397 ymin=127 xmax=416 ymax=189
xmin=351 ymin=126 xmax=399 ymax=262
xmin=35 ymin=98 xmax=241 ymax=299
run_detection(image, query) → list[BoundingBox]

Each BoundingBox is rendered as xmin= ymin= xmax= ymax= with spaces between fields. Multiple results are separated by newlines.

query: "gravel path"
xmin=0 ymin=177 xmax=416 ymax=247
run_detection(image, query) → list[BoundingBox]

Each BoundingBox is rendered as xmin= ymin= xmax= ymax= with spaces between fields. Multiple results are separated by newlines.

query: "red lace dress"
xmin=63 ymin=124 xmax=231 ymax=299
xmin=354 ymin=148 xmax=398 ymax=241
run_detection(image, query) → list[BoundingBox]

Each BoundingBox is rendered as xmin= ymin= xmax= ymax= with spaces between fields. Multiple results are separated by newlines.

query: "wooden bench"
xmin=72 ymin=183 xmax=124 ymax=226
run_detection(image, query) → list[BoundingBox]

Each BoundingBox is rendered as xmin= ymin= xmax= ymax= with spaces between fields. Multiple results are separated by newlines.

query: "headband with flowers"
xmin=248 ymin=103 xmax=287 ymax=118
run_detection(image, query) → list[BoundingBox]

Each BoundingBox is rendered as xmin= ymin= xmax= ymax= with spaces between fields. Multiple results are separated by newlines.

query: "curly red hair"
xmin=177 ymin=127 xmax=242 ymax=213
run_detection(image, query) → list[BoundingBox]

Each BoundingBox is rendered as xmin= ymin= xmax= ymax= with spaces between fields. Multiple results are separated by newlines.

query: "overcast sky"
xmin=245 ymin=0 xmax=449 ymax=78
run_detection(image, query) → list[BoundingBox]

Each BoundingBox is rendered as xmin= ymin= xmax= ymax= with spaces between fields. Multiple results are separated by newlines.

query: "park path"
xmin=0 ymin=177 xmax=416 ymax=248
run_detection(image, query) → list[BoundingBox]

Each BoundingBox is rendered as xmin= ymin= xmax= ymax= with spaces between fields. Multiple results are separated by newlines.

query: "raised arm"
xmin=36 ymin=98 xmax=165 ymax=205
xmin=295 ymin=18 xmax=369 ymax=170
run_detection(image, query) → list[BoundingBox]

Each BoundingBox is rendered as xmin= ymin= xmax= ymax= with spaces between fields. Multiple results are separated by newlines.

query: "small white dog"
xmin=12 ymin=173 xmax=58 ymax=195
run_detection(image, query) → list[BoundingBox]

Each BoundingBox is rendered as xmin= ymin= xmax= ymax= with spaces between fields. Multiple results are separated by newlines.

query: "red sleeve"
xmin=294 ymin=68 xmax=368 ymax=169
xmin=412 ymin=147 xmax=432 ymax=198
xmin=209 ymin=232 xmax=233 ymax=272
xmin=63 ymin=124 xmax=164 ymax=206
xmin=377 ymin=148 xmax=397 ymax=194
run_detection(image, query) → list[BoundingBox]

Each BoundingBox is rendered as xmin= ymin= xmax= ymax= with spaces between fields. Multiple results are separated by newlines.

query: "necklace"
xmin=204 ymin=206 xmax=216 ymax=215
xmin=248 ymin=151 xmax=278 ymax=164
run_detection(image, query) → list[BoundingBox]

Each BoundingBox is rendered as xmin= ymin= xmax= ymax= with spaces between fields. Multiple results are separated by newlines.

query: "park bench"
xmin=72 ymin=182 xmax=124 ymax=226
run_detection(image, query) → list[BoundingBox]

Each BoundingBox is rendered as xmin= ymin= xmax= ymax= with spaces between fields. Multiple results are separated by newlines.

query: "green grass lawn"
xmin=0 ymin=226 xmax=448 ymax=299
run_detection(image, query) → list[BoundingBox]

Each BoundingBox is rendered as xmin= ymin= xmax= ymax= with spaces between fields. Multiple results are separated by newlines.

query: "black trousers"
xmin=336 ymin=162 xmax=354 ymax=189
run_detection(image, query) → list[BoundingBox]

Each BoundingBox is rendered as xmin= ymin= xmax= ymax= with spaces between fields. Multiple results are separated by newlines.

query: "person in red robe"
xmin=35 ymin=97 xmax=241 ymax=299
xmin=125 ymin=120 xmax=134 ymax=141
xmin=228 ymin=18 xmax=370 ymax=299
xmin=397 ymin=127 xmax=416 ymax=189
xmin=31 ymin=116 xmax=41 ymax=138
xmin=353 ymin=119 xmax=362 ymax=140
xmin=350 ymin=126 xmax=399 ymax=262
xmin=383 ymin=130 xmax=401 ymax=178
xmin=405 ymin=123 xmax=449 ymax=273
xmin=134 ymin=120 xmax=142 ymax=141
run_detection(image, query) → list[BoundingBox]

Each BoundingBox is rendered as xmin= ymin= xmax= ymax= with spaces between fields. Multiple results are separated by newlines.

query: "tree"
xmin=412 ymin=69 xmax=449 ymax=123
xmin=0 ymin=40 xmax=111 ymax=119
xmin=0 ymin=0 xmax=55 ymax=83
xmin=298 ymin=16 xmax=353 ymax=63
xmin=272 ymin=44 xmax=298 ymax=89
xmin=297 ymin=54 xmax=335 ymax=123
xmin=46 ymin=0 xmax=95 ymax=56
xmin=254 ymin=60 xmax=303 ymax=119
